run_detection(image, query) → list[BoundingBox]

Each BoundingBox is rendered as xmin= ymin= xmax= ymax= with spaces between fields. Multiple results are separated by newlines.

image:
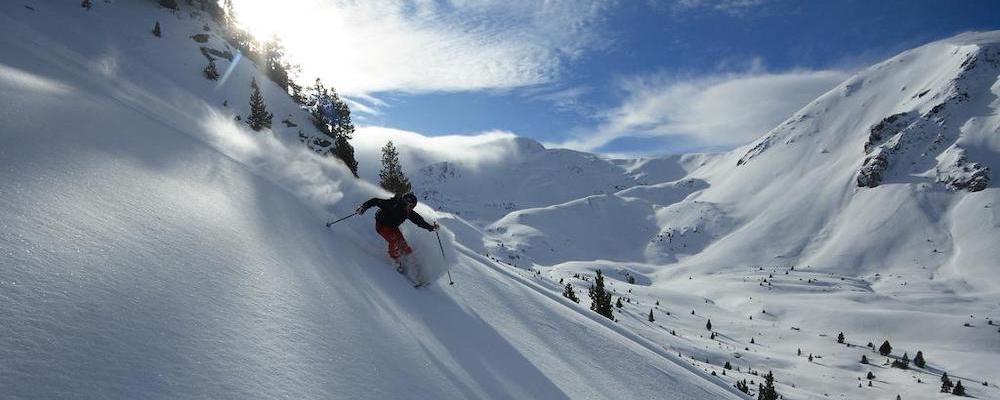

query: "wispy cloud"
xmin=521 ymin=84 xmax=594 ymax=115
xmin=671 ymin=0 xmax=772 ymax=16
xmin=233 ymin=0 xmax=613 ymax=98
xmin=554 ymin=65 xmax=849 ymax=152
xmin=351 ymin=126 xmax=520 ymax=179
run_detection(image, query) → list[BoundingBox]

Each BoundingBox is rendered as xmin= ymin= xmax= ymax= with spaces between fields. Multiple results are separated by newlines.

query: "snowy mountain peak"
xmin=736 ymin=31 xmax=999 ymax=194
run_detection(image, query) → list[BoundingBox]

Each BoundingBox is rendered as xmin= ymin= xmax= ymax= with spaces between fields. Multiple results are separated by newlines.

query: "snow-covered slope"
xmin=348 ymin=31 xmax=1000 ymax=399
xmin=0 ymin=3 xmax=744 ymax=399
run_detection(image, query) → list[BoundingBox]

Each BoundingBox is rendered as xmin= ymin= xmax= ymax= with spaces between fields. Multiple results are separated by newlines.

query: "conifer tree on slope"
xmin=329 ymin=93 xmax=359 ymax=177
xmin=308 ymin=79 xmax=359 ymax=177
xmin=309 ymin=79 xmax=332 ymax=136
xmin=952 ymin=380 xmax=966 ymax=396
xmin=588 ymin=270 xmax=614 ymax=320
xmin=379 ymin=141 xmax=411 ymax=196
xmin=333 ymin=134 xmax=359 ymax=178
xmin=757 ymin=370 xmax=779 ymax=400
xmin=563 ymin=283 xmax=579 ymax=303
xmin=879 ymin=340 xmax=892 ymax=356
xmin=247 ymin=77 xmax=272 ymax=131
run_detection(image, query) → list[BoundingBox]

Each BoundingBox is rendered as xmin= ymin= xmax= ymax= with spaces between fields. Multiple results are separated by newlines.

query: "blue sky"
xmin=236 ymin=0 xmax=1000 ymax=156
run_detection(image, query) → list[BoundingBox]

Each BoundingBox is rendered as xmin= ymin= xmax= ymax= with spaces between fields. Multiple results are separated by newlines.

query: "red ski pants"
xmin=377 ymin=225 xmax=412 ymax=259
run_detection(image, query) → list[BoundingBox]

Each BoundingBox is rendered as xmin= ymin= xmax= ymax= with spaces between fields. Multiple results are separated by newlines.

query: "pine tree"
xmin=246 ymin=77 xmax=272 ymax=131
xmin=309 ymin=79 xmax=332 ymax=135
xmin=892 ymin=352 xmax=909 ymax=369
xmin=913 ymin=350 xmax=925 ymax=368
xmin=300 ymin=81 xmax=359 ymax=177
xmin=941 ymin=373 xmax=953 ymax=393
xmin=563 ymin=283 xmax=579 ymax=303
xmin=757 ymin=370 xmax=779 ymax=400
xmin=332 ymin=134 xmax=359 ymax=178
xmin=808 ymin=353 xmax=813 ymax=362
xmin=952 ymin=380 xmax=965 ymax=396
xmin=378 ymin=141 xmax=412 ymax=195
xmin=159 ymin=0 xmax=179 ymax=10
xmin=588 ymin=270 xmax=614 ymax=320
xmin=706 ymin=319 xmax=712 ymax=331
xmin=81 ymin=0 xmax=92 ymax=9
xmin=152 ymin=21 xmax=161 ymax=37
xmin=648 ymin=309 xmax=655 ymax=322
xmin=735 ymin=379 xmax=749 ymax=394
xmin=262 ymin=36 xmax=288 ymax=90
xmin=837 ymin=332 xmax=845 ymax=344
xmin=615 ymin=297 xmax=623 ymax=308
xmin=203 ymin=59 xmax=219 ymax=80
xmin=867 ymin=371 xmax=875 ymax=380
xmin=861 ymin=354 xmax=869 ymax=364
xmin=724 ymin=361 xmax=732 ymax=370
xmin=879 ymin=340 xmax=892 ymax=356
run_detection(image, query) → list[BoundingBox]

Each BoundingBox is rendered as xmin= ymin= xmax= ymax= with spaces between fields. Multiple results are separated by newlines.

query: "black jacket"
xmin=362 ymin=197 xmax=434 ymax=231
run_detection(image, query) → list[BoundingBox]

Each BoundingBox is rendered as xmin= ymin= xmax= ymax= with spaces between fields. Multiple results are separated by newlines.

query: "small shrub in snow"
xmin=152 ymin=22 xmax=161 ymax=37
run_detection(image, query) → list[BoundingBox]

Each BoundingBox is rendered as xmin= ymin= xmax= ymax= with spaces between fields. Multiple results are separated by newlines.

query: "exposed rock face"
xmin=857 ymin=149 xmax=890 ymax=188
xmin=864 ymin=112 xmax=912 ymax=154
xmin=855 ymin=44 xmax=999 ymax=191
xmin=938 ymin=148 xmax=990 ymax=192
xmin=199 ymin=46 xmax=233 ymax=61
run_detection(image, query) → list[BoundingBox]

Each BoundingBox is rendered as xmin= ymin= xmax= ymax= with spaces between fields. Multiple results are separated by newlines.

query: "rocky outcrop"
xmin=857 ymin=149 xmax=889 ymax=188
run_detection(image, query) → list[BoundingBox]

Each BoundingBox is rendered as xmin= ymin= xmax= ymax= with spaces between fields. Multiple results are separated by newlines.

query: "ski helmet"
xmin=402 ymin=192 xmax=418 ymax=207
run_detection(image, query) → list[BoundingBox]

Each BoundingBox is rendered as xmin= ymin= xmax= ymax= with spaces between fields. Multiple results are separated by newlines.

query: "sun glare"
xmin=229 ymin=0 xmax=293 ymax=40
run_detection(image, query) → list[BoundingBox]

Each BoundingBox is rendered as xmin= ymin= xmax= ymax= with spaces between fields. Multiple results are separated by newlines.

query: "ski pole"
xmin=436 ymin=230 xmax=454 ymax=285
xmin=325 ymin=212 xmax=358 ymax=228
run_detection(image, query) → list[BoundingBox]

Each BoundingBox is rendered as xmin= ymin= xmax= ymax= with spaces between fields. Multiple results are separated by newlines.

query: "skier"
xmin=356 ymin=192 xmax=439 ymax=273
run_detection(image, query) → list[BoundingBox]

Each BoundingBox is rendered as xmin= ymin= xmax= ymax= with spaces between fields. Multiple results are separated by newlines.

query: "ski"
xmin=395 ymin=257 xmax=429 ymax=288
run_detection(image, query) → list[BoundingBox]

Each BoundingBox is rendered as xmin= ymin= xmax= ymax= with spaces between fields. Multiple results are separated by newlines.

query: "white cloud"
xmin=351 ymin=126 xmax=522 ymax=180
xmin=232 ymin=0 xmax=612 ymax=97
xmin=672 ymin=0 xmax=771 ymax=16
xmin=555 ymin=67 xmax=850 ymax=152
